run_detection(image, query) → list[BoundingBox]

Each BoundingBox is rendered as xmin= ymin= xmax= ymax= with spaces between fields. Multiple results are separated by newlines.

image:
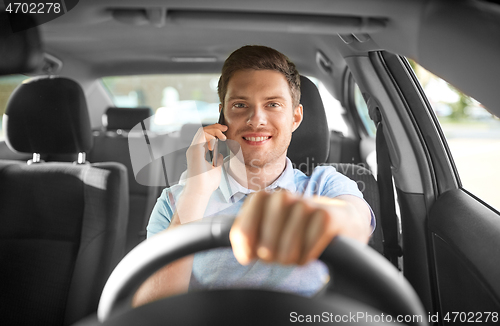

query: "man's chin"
xmin=239 ymin=147 xmax=287 ymax=169
xmin=245 ymin=159 xmax=265 ymax=169
xmin=243 ymin=155 xmax=277 ymax=169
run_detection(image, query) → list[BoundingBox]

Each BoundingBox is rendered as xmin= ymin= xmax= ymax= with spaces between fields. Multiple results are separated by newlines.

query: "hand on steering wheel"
xmin=97 ymin=216 xmax=427 ymax=326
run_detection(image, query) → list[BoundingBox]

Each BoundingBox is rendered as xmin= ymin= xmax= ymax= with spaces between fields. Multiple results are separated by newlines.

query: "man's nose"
xmin=246 ymin=106 xmax=267 ymax=127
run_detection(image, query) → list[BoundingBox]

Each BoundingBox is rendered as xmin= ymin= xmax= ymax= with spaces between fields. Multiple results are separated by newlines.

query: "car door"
xmin=347 ymin=50 xmax=500 ymax=323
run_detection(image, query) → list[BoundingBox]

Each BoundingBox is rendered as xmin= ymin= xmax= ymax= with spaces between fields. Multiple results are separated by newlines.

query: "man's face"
xmin=221 ymin=69 xmax=302 ymax=169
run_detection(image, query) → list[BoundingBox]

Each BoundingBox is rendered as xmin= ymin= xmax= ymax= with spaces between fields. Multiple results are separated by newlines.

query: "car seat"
xmin=0 ymin=77 xmax=129 ymax=325
xmin=88 ymin=107 xmax=162 ymax=253
xmin=289 ymin=76 xmax=383 ymax=254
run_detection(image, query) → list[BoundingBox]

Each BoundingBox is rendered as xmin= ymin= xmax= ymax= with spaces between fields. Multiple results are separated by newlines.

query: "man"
xmin=133 ymin=45 xmax=373 ymax=306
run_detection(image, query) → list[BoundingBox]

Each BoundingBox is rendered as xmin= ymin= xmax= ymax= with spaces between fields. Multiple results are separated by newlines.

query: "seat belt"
xmin=372 ymin=108 xmax=403 ymax=269
xmin=140 ymin=126 xmax=169 ymax=240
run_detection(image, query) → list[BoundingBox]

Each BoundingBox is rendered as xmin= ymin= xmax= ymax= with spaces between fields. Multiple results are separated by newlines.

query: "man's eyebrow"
xmin=226 ymin=95 xmax=249 ymax=102
xmin=264 ymin=96 xmax=286 ymax=101
xmin=226 ymin=95 xmax=287 ymax=102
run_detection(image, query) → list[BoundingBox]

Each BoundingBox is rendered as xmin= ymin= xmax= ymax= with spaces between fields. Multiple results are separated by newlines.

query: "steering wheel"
xmin=97 ymin=216 xmax=427 ymax=326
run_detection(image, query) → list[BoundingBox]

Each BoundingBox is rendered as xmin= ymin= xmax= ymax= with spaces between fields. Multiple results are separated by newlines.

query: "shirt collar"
xmin=219 ymin=157 xmax=296 ymax=203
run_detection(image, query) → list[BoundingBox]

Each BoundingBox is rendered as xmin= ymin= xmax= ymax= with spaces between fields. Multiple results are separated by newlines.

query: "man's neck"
xmin=227 ymin=154 xmax=287 ymax=191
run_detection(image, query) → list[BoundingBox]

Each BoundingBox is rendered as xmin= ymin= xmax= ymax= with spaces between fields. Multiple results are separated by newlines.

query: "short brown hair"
xmin=217 ymin=45 xmax=301 ymax=109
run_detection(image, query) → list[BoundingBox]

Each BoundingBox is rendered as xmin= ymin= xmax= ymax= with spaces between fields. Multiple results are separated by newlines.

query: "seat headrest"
xmin=104 ymin=107 xmax=153 ymax=131
xmin=288 ymin=76 xmax=330 ymax=174
xmin=3 ymin=76 xmax=93 ymax=154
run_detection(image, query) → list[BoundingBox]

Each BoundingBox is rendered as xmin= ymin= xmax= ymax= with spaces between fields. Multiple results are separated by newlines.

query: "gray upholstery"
xmin=327 ymin=163 xmax=383 ymax=254
xmin=168 ymin=123 xmax=201 ymax=185
xmin=0 ymin=161 xmax=128 ymax=325
xmin=0 ymin=77 xmax=129 ymax=325
xmin=285 ymin=76 xmax=382 ymax=253
xmin=89 ymin=107 xmax=160 ymax=253
xmin=288 ymin=75 xmax=330 ymax=175
xmin=0 ymin=140 xmax=36 ymax=161
xmin=103 ymin=107 xmax=152 ymax=131
xmin=4 ymin=77 xmax=93 ymax=154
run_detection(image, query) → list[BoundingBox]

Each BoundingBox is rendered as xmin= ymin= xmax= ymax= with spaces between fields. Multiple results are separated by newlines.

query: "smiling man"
xmin=133 ymin=45 xmax=374 ymax=306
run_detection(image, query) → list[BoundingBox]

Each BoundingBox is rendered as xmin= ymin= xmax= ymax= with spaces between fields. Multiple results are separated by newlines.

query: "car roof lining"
xmin=2 ymin=0 xmax=499 ymax=117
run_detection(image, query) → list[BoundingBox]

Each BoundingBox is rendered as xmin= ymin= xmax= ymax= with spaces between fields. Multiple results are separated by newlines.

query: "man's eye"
xmin=268 ymin=102 xmax=281 ymax=107
xmin=233 ymin=103 xmax=246 ymax=108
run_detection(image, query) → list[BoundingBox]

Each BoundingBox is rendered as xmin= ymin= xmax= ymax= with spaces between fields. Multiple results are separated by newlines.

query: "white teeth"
xmin=244 ymin=136 xmax=270 ymax=142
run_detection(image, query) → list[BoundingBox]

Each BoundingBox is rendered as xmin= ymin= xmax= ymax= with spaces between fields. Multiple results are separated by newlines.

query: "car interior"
xmin=1 ymin=0 xmax=500 ymax=325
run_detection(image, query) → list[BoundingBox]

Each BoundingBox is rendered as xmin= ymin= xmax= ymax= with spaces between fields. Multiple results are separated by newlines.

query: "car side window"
xmin=307 ymin=77 xmax=349 ymax=135
xmin=0 ymin=75 xmax=29 ymax=141
xmin=411 ymin=61 xmax=500 ymax=211
xmin=353 ymin=83 xmax=377 ymax=138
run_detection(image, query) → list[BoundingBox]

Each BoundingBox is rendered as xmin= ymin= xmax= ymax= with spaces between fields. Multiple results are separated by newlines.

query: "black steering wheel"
xmin=97 ymin=216 xmax=427 ymax=326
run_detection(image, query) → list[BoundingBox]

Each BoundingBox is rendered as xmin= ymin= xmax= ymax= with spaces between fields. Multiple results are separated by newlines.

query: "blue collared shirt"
xmin=147 ymin=157 xmax=375 ymax=297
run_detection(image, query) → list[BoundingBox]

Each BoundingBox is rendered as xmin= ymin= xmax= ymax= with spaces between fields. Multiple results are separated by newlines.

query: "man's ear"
xmin=292 ymin=104 xmax=303 ymax=132
xmin=219 ymin=104 xmax=222 ymax=113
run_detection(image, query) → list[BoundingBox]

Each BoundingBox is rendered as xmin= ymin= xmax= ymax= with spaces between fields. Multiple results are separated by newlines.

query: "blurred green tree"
xmin=448 ymin=85 xmax=472 ymax=120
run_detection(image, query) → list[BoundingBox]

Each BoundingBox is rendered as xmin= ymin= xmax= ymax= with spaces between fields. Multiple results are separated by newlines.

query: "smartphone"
xmin=212 ymin=109 xmax=226 ymax=166
xmin=217 ymin=108 xmax=225 ymax=125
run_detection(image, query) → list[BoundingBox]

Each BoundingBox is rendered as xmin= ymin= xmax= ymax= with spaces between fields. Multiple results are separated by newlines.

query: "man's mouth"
xmin=241 ymin=134 xmax=272 ymax=145
xmin=243 ymin=136 xmax=271 ymax=142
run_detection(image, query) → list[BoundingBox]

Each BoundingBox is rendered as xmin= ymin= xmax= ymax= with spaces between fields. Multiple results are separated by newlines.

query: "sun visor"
xmin=418 ymin=1 xmax=500 ymax=118
xmin=0 ymin=11 xmax=43 ymax=75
